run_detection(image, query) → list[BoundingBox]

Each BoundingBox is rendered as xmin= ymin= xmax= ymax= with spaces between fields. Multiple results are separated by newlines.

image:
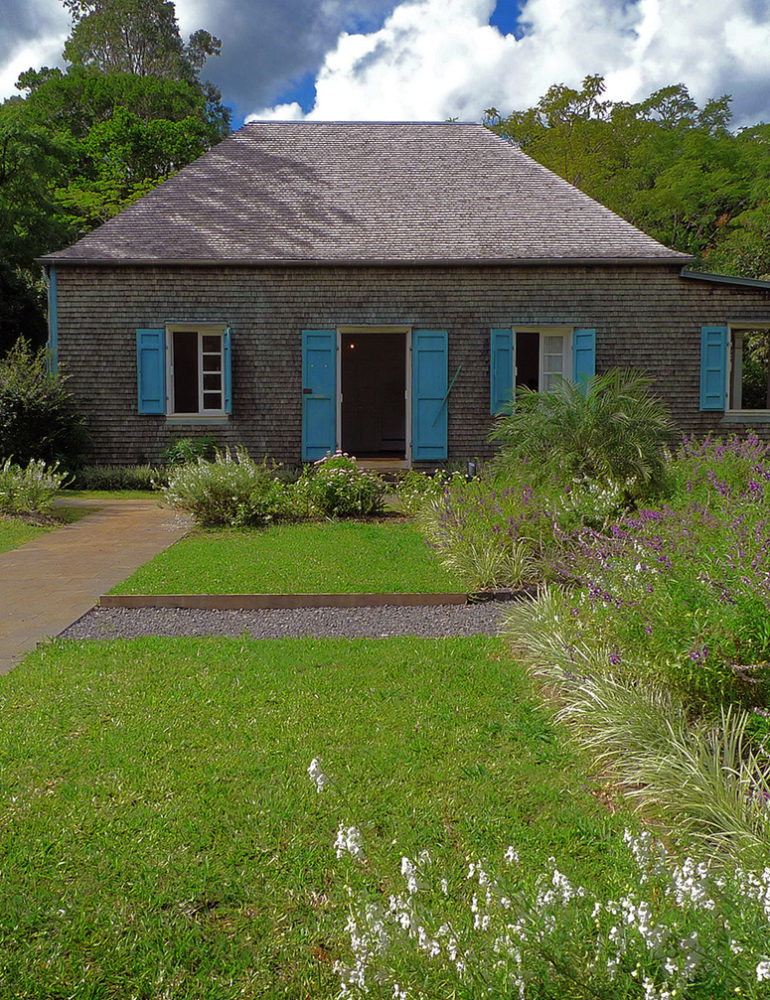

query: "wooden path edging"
xmin=99 ymin=590 xmax=532 ymax=611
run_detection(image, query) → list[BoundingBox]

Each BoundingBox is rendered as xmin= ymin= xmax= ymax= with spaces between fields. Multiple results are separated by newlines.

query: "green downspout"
xmin=46 ymin=265 xmax=58 ymax=374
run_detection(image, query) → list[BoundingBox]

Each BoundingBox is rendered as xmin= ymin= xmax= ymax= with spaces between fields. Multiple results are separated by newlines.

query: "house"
xmin=41 ymin=121 xmax=770 ymax=467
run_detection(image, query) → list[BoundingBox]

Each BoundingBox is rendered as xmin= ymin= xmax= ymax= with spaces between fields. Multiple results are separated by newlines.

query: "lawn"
xmin=0 ymin=506 xmax=92 ymax=554
xmin=110 ymin=519 xmax=465 ymax=595
xmin=0 ymin=636 xmax=637 ymax=999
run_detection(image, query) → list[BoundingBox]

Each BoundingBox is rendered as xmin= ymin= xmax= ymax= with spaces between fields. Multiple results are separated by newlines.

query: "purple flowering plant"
xmin=559 ymin=435 xmax=770 ymax=710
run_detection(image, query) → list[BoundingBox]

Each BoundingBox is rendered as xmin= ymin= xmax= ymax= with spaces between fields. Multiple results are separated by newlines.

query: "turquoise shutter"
xmin=490 ymin=329 xmax=514 ymax=414
xmin=302 ymin=330 xmax=337 ymax=460
xmin=412 ymin=330 xmax=448 ymax=461
xmin=223 ymin=326 xmax=232 ymax=414
xmin=136 ymin=328 xmax=166 ymax=415
xmin=700 ymin=326 xmax=728 ymax=411
xmin=572 ymin=328 xmax=596 ymax=386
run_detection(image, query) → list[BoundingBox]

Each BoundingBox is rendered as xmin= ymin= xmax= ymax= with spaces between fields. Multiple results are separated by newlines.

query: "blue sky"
xmin=2 ymin=0 xmax=770 ymax=129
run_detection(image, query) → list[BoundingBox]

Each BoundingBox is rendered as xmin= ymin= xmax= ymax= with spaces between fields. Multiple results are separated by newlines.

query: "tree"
xmin=60 ymin=0 xmax=228 ymax=133
xmin=486 ymin=77 xmax=770 ymax=276
xmin=0 ymin=0 xmax=231 ymax=349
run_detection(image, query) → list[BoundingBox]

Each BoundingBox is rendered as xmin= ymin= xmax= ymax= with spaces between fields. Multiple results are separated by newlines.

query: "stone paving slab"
xmin=0 ymin=500 xmax=191 ymax=674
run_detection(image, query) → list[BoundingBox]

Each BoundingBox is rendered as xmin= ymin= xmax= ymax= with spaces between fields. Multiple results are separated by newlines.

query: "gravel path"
xmin=60 ymin=601 xmax=508 ymax=641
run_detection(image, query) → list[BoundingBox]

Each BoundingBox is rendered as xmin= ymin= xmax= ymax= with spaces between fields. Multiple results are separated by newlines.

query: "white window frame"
xmin=726 ymin=324 xmax=770 ymax=416
xmin=166 ymin=323 xmax=227 ymax=418
xmin=513 ymin=326 xmax=573 ymax=392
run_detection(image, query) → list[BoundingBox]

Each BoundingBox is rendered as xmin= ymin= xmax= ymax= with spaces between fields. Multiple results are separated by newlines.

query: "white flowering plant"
xmin=162 ymin=447 xmax=291 ymax=527
xmin=0 ymin=456 xmax=70 ymax=516
xmin=296 ymin=452 xmax=385 ymax=518
xmin=308 ymin=759 xmax=770 ymax=1000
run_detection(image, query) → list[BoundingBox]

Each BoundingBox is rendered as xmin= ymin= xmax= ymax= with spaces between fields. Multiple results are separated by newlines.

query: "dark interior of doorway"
xmin=341 ymin=332 xmax=406 ymax=457
xmin=516 ymin=330 xmax=539 ymax=391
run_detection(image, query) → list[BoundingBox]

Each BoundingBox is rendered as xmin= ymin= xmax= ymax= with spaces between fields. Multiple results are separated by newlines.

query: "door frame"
xmin=337 ymin=325 xmax=412 ymax=464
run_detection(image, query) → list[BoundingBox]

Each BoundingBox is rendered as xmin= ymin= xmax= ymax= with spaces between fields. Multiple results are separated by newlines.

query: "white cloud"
xmin=0 ymin=34 xmax=67 ymax=97
xmin=246 ymin=0 xmax=770 ymax=126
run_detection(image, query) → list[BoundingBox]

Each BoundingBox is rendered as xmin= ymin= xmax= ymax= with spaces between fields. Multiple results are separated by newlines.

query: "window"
xmin=167 ymin=325 xmax=228 ymax=416
xmin=490 ymin=327 xmax=595 ymax=415
xmin=514 ymin=327 xmax=572 ymax=392
xmin=729 ymin=327 xmax=770 ymax=412
xmin=136 ymin=325 xmax=231 ymax=417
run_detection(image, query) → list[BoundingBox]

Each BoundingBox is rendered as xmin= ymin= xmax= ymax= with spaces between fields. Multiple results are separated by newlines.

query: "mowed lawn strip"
xmin=0 ymin=636 xmax=638 ymax=999
xmin=110 ymin=520 xmax=464 ymax=595
xmin=0 ymin=506 xmax=93 ymax=554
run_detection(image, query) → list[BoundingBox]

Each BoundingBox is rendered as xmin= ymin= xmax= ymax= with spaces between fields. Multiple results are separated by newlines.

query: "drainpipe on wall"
xmin=44 ymin=264 xmax=58 ymax=374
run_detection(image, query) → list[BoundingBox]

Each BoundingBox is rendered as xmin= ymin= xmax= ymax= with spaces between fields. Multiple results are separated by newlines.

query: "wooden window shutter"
xmin=136 ymin=328 xmax=166 ymax=415
xmin=572 ymin=329 xmax=596 ymax=387
xmin=412 ymin=330 xmax=448 ymax=461
xmin=700 ymin=326 xmax=728 ymax=411
xmin=490 ymin=329 xmax=514 ymax=415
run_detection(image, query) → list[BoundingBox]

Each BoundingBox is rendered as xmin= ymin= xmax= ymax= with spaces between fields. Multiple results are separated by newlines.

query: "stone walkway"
xmin=0 ymin=500 xmax=191 ymax=674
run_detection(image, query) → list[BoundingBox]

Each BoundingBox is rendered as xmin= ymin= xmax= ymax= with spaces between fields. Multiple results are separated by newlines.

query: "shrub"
xmin=297 ymin=452 xmax=385 ymax=518
xmin=392 ymin=468 xmax=467 ymax=516
xmin=0 ymin=457 xmax=69 ymax=516
xmin=491 ymin=368 xmax=676 ymax=502
xmin=72 ymin=464 xmax=166 ymax=491
xmin=0 ymin=339 xmax=88 ymax=468
xmin=161 ymin=435 xmax=217 ymax=466
xmin=308 ymin=757 xmax=770 ymax=999
xmin=162 ymin=447 xmax=290 ymax=527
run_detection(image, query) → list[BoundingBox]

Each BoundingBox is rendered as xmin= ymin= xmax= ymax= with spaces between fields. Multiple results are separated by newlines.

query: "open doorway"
xmin=340 ymin=330 xmax=407 ymax=458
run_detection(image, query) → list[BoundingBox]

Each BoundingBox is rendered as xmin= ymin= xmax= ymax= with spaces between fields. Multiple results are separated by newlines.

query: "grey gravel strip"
xmin=59 ymin=602 xmax=508 ymax=641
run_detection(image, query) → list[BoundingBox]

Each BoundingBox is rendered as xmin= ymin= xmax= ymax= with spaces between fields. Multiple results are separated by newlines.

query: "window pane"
xmin=202 ymin=335 xmax=221 ymax=353
xmin=544 ymin=335 xmax=562 ymax=353
xmin=203 ymin=391 xmax=222 ymax=410
xmin=173 ymin=331 xmax=198 ymax=413
xmin=202 ymin=354 xmax=220 ymax=372
xmin=515 ymin=331 xmax=539 ymax=391
xmin=203 ymin=373 xmax=221 ymax=391
xmin=735 ymin=329 xmax=770 ymax=410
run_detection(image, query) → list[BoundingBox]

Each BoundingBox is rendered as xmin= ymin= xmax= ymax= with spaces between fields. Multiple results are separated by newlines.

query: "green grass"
xmin=0 ymin=636 xmax=638 ymax=999
xmin=0 ymin=517 xmax=49 ymax=553
xmin=0 ymin=506 xmax=92 ymax=554
xmin=63 ymin=488 xmax=158 ymax=499
xmin=111 ymin=520 xmax=465 ymax=594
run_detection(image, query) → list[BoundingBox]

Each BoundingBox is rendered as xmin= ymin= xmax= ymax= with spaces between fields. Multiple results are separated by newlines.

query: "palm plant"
xmin=490 ymin=368 xmax=677 ymax=500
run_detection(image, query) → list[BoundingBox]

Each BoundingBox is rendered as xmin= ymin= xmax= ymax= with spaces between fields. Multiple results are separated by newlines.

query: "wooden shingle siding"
xmin=55 ymin=263 xmax=770 ymax=465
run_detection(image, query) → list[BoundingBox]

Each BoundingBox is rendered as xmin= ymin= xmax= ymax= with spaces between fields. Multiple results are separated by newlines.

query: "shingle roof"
xmin=44 ymin=122 xmax=690 ymax=265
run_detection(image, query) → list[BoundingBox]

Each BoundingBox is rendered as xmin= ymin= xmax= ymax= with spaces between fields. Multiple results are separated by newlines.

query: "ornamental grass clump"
xmin=308 ymin=758 xmax=770 ymax=999
xmin=296 ymin=452 xmax=385 ymax=518
xmin=0 ymin=457 xmax=69 ymax=517
xmin=162 ymin=447 xmax=290 ymax=527
xmin=417 ymin=474 xmax=562 ymax=590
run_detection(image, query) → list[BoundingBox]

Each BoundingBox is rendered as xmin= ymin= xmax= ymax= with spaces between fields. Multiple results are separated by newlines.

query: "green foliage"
xmin=0 ymin=457 xmax=69 ymax=516
xmin=161 ymin=434 xmax=216 ymax=465
xmin=72 ymin=463 xmax=165 ymax=490
xmin=491 ymin=368 xmax=676 ymax=501
xmin=297 ymin=452 xmax=386 ymax=518
xmin=162 ymin=447 xmax=291 ymax=527
xmin=0 ymin=339 xmax=88 ymax=468
xmin=417 ymin=475 xmax=538 ymax=590
xmin=0 ymin=264 xmax=47 ymax=355
xmin=487 ymin=76 xmax=770 ymax=275
xmin=392 ymin=468 xmax=467 ymax=516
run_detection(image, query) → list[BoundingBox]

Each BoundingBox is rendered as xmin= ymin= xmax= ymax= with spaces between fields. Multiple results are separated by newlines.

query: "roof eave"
xmin=39 ymin=254 xmax=693 ymax=268
xmin=680 ymin=267 xmax=770 ymax=291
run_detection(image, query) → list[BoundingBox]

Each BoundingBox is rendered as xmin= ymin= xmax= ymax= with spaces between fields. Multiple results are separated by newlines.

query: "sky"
xmin=2 ymin=0 xmax=770 ymax=129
